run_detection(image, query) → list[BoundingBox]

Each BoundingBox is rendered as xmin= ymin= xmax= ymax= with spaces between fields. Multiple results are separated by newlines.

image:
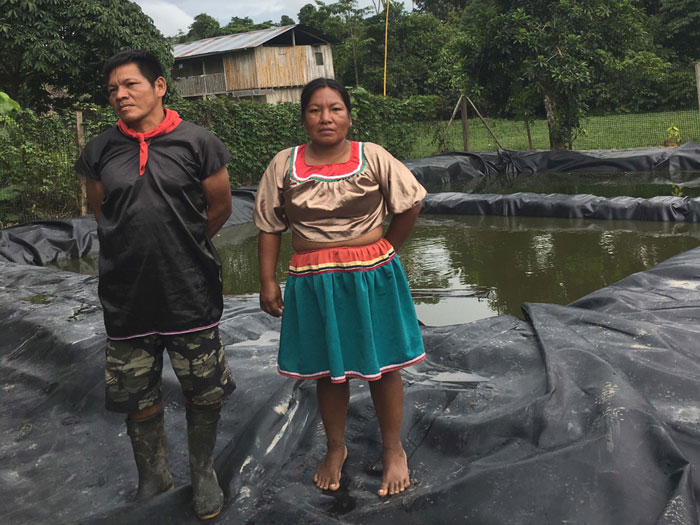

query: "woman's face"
xmin=302 ymin=87 xmax=352 ymax=148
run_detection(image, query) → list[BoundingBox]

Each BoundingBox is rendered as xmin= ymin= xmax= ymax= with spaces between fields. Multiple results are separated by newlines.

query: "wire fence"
xmin=422 ymin=108 xmax=700 ymax=157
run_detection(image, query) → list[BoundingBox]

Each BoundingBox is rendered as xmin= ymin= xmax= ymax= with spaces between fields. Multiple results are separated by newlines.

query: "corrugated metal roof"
xmin=173 ymin=25 xmax=298 ymax=59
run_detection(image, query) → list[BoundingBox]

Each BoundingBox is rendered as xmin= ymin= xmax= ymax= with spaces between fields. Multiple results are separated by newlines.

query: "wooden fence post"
xmin=441 ymin=95 xmax=463 ymax=152
xmin=74 ymin=110 xmax=87 ymax=216
xmin=460 ymin=96 xmax=470 ymax=152
xmin=695 ymin=61 xmax=700 ymax=132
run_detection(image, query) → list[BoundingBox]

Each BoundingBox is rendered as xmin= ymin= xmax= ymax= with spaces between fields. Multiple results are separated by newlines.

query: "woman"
xmin=254 ymin=78 xmax=426 ymax=497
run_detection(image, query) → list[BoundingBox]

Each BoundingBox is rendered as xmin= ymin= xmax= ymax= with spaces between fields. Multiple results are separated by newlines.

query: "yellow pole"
xmin=383 ymin=0 xmax=390 ymax=96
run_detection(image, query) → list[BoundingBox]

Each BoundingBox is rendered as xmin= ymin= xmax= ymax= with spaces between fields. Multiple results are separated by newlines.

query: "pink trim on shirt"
xmin=106 ymin=320 xmax=220 ymax=340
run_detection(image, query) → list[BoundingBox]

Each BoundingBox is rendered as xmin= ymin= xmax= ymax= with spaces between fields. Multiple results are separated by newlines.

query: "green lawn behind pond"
xmin=408 ymin=108 xmax=700 ymax=158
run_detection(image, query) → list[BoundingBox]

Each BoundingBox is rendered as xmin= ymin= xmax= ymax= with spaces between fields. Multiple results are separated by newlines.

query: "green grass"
xmin=406 ymin=109 xmax=700 ymax=158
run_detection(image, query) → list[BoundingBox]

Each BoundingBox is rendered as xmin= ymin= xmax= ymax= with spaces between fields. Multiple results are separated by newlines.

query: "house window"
xmin=315 ymin=51 xmax=324 ymax=66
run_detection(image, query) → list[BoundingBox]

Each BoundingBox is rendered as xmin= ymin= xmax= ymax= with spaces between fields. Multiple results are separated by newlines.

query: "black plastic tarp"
xmin=405 ymin=141 xmax=700 ymax=186
xmin=423 ymin=192 xmax=700 ymax=222
xmin=0 ymin=215 xmax=99 ymax=266
xmin=0 ymin=189 xmax=256 ymax=266
xmin=1 ymin=243 xmax=699 ymax=523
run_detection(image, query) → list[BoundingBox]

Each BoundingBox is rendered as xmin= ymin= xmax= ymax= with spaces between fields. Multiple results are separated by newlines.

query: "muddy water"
xmin=401 ymin=215 xmax=700 ymax=324
xmin=51 ymin=216 xmax=700 ymax=326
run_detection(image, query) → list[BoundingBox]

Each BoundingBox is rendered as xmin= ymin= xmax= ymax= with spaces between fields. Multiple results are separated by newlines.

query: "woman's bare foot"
xmin=313 ymin=444 xmax=347 ymax=491
xmin=377 ymin=445 xmax=410 ymax=497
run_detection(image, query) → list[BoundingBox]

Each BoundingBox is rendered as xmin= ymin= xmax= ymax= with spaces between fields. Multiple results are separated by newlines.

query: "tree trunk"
xmin=74 ymin=111 xmax=88 ymax=216
xmin=460 ymin=97 xmax=470 ymax=152
xmin=346 ymin=21 xmax=360 ymax=86
xmin=542 ymin=87 xmax=565 ymax=150
xmin=351 ymin=29 xmax=359 ymax=86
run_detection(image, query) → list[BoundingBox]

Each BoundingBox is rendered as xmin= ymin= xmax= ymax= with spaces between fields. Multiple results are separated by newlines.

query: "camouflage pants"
xmin=104 ymin=326 xmax=235 ymax=413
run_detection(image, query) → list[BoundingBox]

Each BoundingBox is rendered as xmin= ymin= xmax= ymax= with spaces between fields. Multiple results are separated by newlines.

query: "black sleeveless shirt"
xmin=75 ymin=121 xmax=231 ymax=339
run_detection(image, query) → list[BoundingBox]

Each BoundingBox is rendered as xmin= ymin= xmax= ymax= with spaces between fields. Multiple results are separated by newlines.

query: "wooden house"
xmin=172 ymin=25 xmax=335 ymax=103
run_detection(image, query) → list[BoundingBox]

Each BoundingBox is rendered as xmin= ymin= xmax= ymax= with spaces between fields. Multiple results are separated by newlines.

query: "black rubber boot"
xmin=126 ymin=410 xmax=174 ymax=500
xmin=186 ymin=402 xmax=224 ymax=520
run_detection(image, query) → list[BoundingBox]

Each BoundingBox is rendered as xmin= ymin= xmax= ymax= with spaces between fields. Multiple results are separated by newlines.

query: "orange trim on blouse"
xmin=290 ymin=142 xmax=366 ymax=182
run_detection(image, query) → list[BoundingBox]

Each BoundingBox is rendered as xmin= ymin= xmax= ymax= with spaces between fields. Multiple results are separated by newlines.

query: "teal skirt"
xmin=278 ymin=238 xmax=425 ymax=383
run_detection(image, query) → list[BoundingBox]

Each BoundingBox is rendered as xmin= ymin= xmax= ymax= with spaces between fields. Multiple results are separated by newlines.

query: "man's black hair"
xmin=300 ymin=78 xmax=352 ymax=121
xmin=102 ymin=49 xmax=164 ymax=86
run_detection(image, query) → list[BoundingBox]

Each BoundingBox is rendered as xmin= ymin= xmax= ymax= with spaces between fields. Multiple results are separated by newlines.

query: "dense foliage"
xmin=291 ymin=0 xmax=699 ymax=148
xmin=0 ymin=0 xmax=173 ymax=110
xmin=3 ymin=0 xmax=700 ymax=151
xmin=440 ymin=1 xmax=657 ymax=148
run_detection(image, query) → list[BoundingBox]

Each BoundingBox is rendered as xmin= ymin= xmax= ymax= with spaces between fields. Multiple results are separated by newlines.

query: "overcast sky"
xmin=132 ymin=0 xmax=415 ymax=37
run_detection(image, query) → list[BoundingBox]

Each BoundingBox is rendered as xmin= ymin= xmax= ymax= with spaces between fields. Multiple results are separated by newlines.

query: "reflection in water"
xmin=401 ymin=215 xmax=700 ymax=324
xmin=50 ymin=216 xmax=700 ymax=327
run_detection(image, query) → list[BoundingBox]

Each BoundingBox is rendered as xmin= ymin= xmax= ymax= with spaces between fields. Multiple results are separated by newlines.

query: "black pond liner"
xmin=1 ymin=150 xmax=699 ymax=524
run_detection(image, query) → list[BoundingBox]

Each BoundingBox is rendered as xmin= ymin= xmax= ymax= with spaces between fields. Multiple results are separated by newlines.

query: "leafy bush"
xmin=0 ymin=109 xmax=81 ymax=224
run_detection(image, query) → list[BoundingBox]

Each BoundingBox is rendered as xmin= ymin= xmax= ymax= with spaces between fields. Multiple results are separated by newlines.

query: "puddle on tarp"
xmin=424 ymin=171 xmax=700 ymax=198
xmin=50 ymin=216 xmax=700 ymax=326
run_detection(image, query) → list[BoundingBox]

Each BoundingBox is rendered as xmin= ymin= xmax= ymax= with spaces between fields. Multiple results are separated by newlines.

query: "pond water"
xmin=50 ymin=215 xmax=700 ymax=326
xmin=424 ymin=171 xmax=700 ymax=198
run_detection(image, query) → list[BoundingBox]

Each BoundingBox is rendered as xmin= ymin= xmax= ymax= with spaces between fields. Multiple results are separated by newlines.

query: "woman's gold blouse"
xmin=253 ymin=141 xmax=427 ymax=243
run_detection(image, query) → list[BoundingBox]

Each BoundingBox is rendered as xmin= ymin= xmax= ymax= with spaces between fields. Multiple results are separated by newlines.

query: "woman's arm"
xmin=384 ymin=202 xmax=422 ymax=251
xmin=258 ymin=231 xmax=284 ymax=317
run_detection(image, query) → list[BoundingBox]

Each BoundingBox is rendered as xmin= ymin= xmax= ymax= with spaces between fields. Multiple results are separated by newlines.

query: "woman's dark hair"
xmin=102 ymin=49 xmax=164 ymax=86
xmin=300 ymin=78 xmax=352 ymax=120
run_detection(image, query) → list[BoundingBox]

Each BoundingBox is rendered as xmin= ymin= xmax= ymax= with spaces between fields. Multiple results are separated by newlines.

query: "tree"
xmin=186 ymin=13 xmax=222 ymax=40
xmin=363 ymin=9 xmax=445 ymax=97
xmin=414 ymin=0 xmax=468 ymax=21
xmin=279 ymin=15 xmax=295 ymax=26
xmin=443 ymin=0 xmax=655 ymax=149
xmin=222 ymin=16 xmax=273 ymax=34
xmin=298 ymin=1 xmax=373 ymax=87
xmin=0 ymin=0 xmax=172 ymax=111
xmin=297 ymin=1 xmax=449 ymax=97
xmin=656 ymin=0 xmax=700 ymax=61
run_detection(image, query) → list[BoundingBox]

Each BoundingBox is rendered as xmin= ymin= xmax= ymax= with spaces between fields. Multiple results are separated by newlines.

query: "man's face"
xmin=107 ymin=63 xmax=166 ymax=132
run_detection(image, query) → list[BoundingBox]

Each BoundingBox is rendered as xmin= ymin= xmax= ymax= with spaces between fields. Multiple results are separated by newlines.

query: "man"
xmin=75 ymin=49 xmax=235 ymax=520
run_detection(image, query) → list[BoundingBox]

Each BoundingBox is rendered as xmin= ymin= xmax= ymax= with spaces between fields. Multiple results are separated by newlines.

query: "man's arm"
xmin=202 ymin=167 xmax=232 ymax=237
xmin=85 ymin=179 xmax=105 ymax=222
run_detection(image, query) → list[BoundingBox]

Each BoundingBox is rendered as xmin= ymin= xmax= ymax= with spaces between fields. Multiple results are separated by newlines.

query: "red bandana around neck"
xmin=117 ymin=108 xmax=182 ymax=175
